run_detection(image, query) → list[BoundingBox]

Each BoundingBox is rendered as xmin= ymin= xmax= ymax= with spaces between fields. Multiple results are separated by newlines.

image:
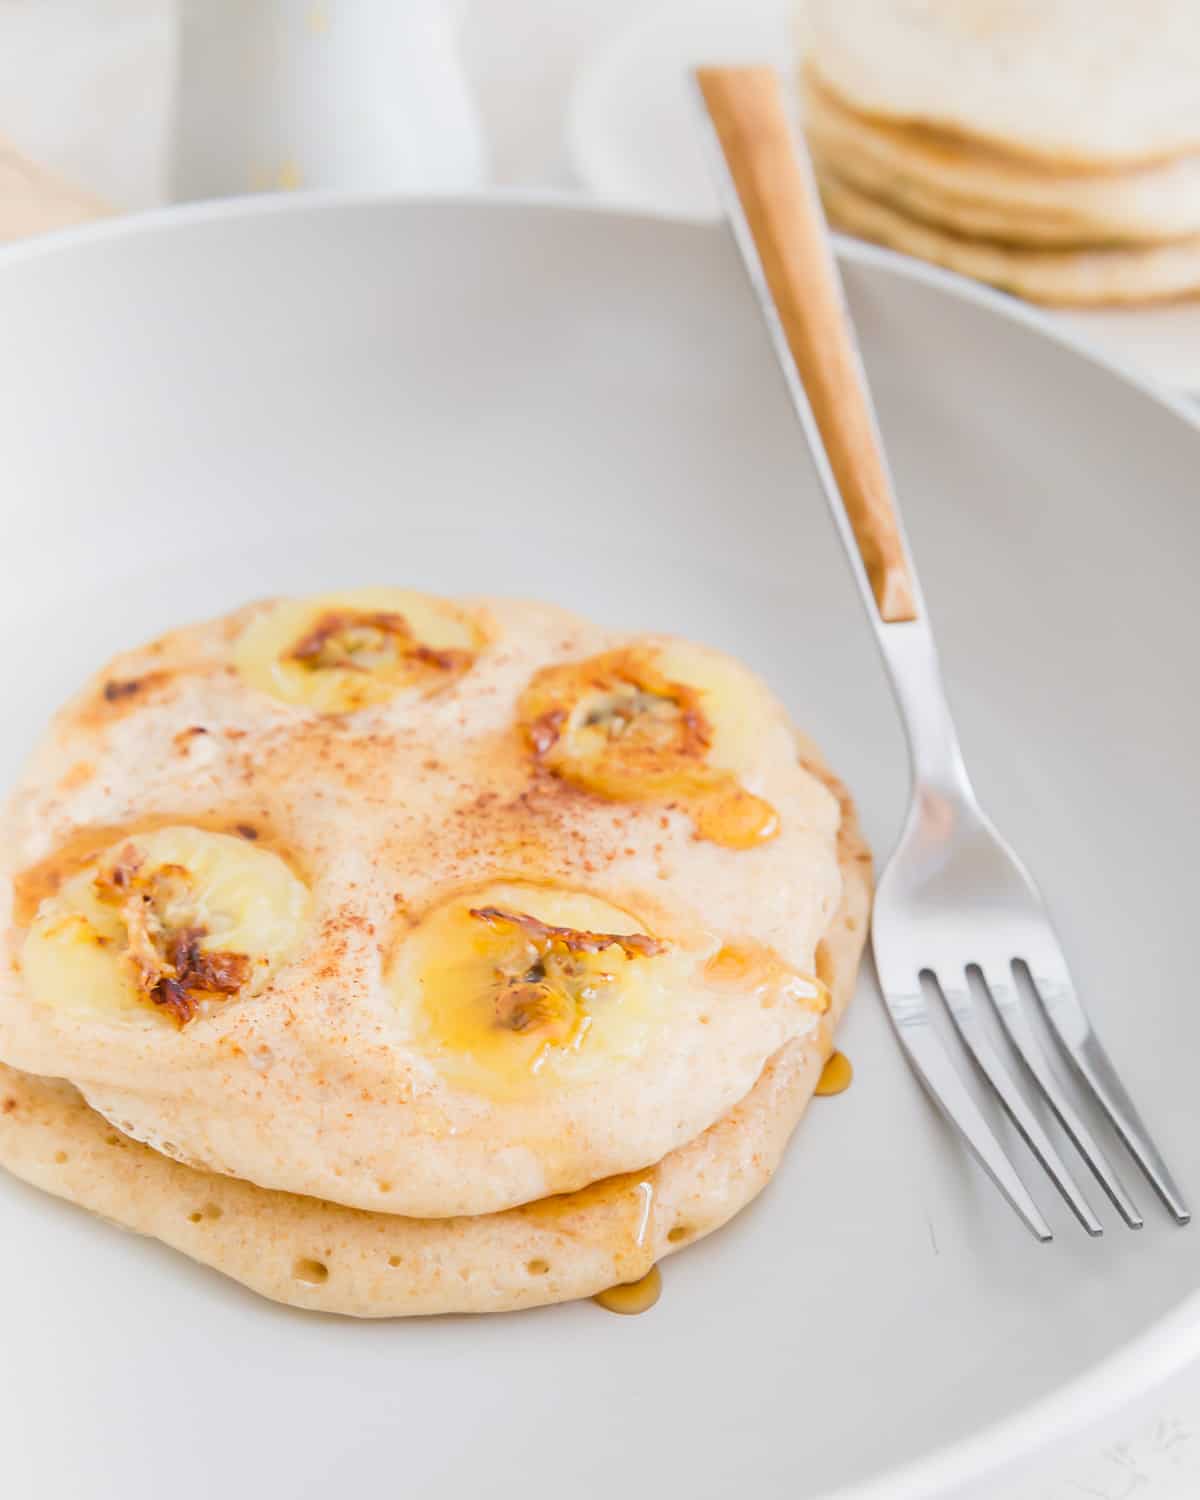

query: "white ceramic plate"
xmin=567 ymin=0 xmax=1200 ymax=392
xmin=1 ymin=197 xmax=1199 ymax=1500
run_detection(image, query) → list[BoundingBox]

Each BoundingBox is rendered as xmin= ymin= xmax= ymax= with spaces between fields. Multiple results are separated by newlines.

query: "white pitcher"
xmin=173 ymin=0 xmax=486 ymax=199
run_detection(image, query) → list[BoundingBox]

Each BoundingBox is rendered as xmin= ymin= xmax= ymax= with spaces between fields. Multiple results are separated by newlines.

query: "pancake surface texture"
xmin=818 ymin=175 xmax=1200 ymax=307
xmin=0 ymin=742 xmax=870 ymax=1317
xmin=807 ymin=0 xmax=1200 ymax=169
xmin=0 ymin=591 xmax=846 ymax=1218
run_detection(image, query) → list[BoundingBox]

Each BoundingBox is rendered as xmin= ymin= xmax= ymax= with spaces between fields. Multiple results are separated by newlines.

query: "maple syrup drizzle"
xmin=703 ymin=942 xmax=827 ymax=1015
xmin=585 ymin=1174 xmax=660 ymax=1315
xmin=692 ymin=781 xmax=780 ymax=850
xmin=632 ymin=1177 xmax=654 ymax=1246
xmin=594 ymin=1051 xmax=850 ymax=1315
xmin=815 ymin=1050 xmax=853 ymax=1096
xmin=593 ymin=1263 xmax=662 ymax=1316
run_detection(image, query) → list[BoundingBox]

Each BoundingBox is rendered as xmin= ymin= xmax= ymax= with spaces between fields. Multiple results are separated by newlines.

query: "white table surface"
xmin=2 ymin=2 xmax=1198 ymax=1495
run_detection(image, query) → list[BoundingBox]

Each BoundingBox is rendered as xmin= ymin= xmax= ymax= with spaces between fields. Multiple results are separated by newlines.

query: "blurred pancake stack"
xmin=802 ymin=0 xmax=1200 ymax=306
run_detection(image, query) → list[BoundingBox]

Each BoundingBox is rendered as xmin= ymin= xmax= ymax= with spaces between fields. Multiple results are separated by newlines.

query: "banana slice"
xmin=517 ymin=643 xmax=779 ymax=848
xmin=234 ymin=587 xmax=484 ymax=712
xmin=388 ymin=882 xmax=688 ymax=1094
xmin=21 ymin=826 xmax=309 ymax=1026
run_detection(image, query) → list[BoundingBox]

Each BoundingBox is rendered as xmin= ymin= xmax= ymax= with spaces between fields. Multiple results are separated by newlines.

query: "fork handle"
xmin=696 ymin=66 xmax=917 ymax=624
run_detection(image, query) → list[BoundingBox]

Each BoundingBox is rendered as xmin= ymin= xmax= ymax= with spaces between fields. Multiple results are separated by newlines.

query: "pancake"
xmin=0 ymin=591 xmax=848 ymax=1219
xmin=807 ymin=0 xmax=1200 ymax=170
xmin=803 ymin=73 xmax=1200 ymax=248
xmin=0 ymin=742 xmax=870 ymax=1317
xmin=817 ymin=173 xmax=1200 ymax=307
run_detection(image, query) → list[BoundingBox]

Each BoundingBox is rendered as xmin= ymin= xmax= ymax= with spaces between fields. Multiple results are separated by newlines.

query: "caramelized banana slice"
xmin=21 ymin=827 xmax=309 ymax=1026
xmin=234 ymin=587 xmax=484 ymax=712
xmin=388 ymin=883 xmax=684 ymax=1093
xmin=517 ymin=644 xmax=779 ymax=848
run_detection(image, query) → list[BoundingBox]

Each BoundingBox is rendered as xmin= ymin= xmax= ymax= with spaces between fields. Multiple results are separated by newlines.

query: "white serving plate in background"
xmin=567 ymin=0 xmax=1200 ymax=393
xmin=0 ymin=197 xmax=1199 ymax=1500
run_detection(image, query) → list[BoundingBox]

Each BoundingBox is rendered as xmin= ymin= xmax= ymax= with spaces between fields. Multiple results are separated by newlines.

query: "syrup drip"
xmin=815 ymin=1050 xmax=853 ymax=1096
xmin=691 ymin=782 xmax=780 ymax=850
xmin=593 ymin=1263 xmax=662 ymax=1316
xmin=580 ymin=1174 xmax=659 ymax=1315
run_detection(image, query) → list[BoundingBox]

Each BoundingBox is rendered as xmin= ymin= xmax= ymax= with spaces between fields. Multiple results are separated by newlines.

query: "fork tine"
xmin=933 ymin=974 xmax=1102 ymax=1235
xmin=978 ymin=964 xmax=1143 ymax=1229
xmin=1027 ymin=964 xmax=1190 ymax=1225
xmin=884 ymin=982 xmax=1052 ymax=1241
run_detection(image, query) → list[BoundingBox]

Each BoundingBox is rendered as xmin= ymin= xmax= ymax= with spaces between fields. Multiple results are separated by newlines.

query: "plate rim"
xmin=3 ymin=185 xmax=1196 ymax=438
xmin=2 ymin=187 xmax=1198 ymax=1500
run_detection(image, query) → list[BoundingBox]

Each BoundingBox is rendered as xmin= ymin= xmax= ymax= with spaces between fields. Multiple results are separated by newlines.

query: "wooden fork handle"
xmin=696 ymin=66 xmax=917 ymax=623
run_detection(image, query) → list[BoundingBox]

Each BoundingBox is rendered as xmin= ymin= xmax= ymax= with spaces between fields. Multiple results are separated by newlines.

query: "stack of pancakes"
xmin=0 ymin=589 xmax=869 ymax=1317
xmin=803 ymin=0 xmax=1200 ymax=306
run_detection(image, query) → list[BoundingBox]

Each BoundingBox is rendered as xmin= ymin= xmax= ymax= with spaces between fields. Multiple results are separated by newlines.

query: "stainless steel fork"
xmin=696 ymin=65 xmax=1189 ymax=1239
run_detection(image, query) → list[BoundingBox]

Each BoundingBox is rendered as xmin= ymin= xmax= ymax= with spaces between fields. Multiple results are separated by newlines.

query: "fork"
xmin=695 ymin=66 xmax=1189 ymax=1239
